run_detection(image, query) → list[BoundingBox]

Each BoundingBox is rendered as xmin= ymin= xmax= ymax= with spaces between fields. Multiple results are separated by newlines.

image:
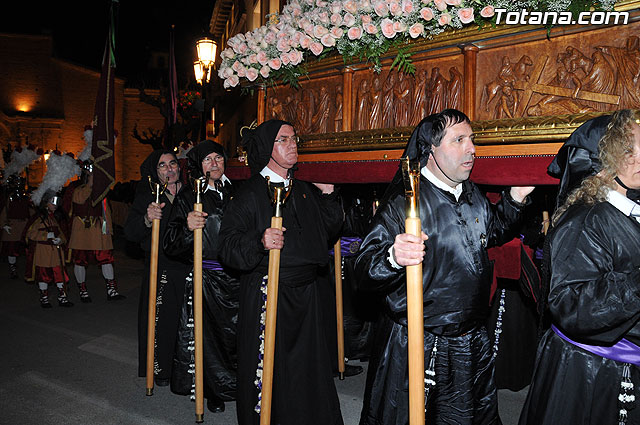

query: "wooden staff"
xmin=193 ymin=177 xmax=205 ymax=423
xmin=146 ymin=177 xmax=166 ymax=396
xmin=402 ymin=158 xmax=425 ymax=425
xmin=260 ymin=180 xmax=292 ymax=425
xmin=333 ymin=240 xmax=346 ymax=379
xmin=542 ymin=210 xmax=550 ymax=235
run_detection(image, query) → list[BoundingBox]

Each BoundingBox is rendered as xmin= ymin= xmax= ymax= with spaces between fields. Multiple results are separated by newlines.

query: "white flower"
xmin=457 ymin=7 xmax=474 ymax=23
xmin=310 ymin=41 xmax=324 ymax=55
xmin=343 ymin=12 xmax=357 ymax=26
xmin=321 ymin=33 xmax=337 ymax=46
xmin=330 ymin=26 xmax=344 ymax=38
xmin=409 ymin=22 xmax=424 ymax=37
xmin=381 ymin=18 xmax=397 ymax=38
xmin=246 ymin=68 xmax=259 ymax=81
xmin=347 ymin=26 xmax=363 ymax=40
xmin=224 ymin=75 xmax=240 ymax=88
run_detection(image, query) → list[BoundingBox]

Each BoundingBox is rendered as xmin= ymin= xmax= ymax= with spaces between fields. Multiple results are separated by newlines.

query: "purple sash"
xmin=552 ymin=324 xmax=640 ymax=367
xmin=202 ymin=260 xmax=224 ymax=271
xmin=329 ymin=237 xmax=362 ymax=257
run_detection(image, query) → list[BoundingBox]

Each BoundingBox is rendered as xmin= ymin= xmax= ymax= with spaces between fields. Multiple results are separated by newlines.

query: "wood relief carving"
xmin=480 ymin=36 xmax=640 ymax=119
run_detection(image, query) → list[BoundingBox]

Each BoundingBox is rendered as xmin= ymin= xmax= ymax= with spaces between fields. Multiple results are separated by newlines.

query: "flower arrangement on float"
xmin=218 ymin=0 xmax=617 ymax=88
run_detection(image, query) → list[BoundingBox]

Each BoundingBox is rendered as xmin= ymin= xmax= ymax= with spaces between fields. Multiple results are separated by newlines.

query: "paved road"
xmin=0 ymin=230 xmax=527 ymax=425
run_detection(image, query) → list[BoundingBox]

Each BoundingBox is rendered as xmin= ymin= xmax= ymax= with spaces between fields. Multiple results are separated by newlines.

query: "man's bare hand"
xmin=313 ymin=183 xmax=334 ymax=194
xmin=510 ymin=186 xmax=535 ymax=204
xmin=392 ymin=231 xmax=429 ymax=266
xmin=262 ymin=226 xmax=287 ymax=250
xmin=187 ymin=210 xmax=208 ymax=231
xmin=146 ymin=202 xmax=165 ymax=221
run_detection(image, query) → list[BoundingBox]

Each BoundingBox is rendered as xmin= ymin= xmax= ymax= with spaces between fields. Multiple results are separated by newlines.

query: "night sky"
xmin=1 ymin=0 xmax=214 ymax=87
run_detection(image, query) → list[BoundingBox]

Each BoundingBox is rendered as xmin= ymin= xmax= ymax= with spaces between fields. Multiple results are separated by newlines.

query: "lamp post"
xmin=194 ymin=38 xmax=217 ymax=141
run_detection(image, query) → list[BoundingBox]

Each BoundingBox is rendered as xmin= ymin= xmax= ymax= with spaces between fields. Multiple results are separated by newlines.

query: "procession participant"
xmin=124 ymin=149 xmax=189 ymax=386
xmin=355 ymin=109 xmax=534 ymax=425
xmin=24 ymin=190 xmax=72 ymax=308
xmin=65 ymin=162 xmax=124 ymax=302
xmin=163 ymin=140 xmax=239 ymax=413
xmin=0 ymin=175 xmax=31 ymax=279
xmin=519 ymin=110 xmax=640 ymax=425
xmin=218 ymin=119 xmax=344 ymax=425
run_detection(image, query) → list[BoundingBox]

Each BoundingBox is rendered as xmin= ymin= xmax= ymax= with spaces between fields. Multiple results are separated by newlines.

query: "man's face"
xmin=271 ymin=125 xmax=299 ymax=171
xmin=617 ymin=122 xmax=640 ymax=190
xmin=156 ymin=154 xmax=180 ymax=184
xmin=426 ymin=121 xmax=476 ymax=187
xmin=202 ymin=152 xmax=225 ymax=184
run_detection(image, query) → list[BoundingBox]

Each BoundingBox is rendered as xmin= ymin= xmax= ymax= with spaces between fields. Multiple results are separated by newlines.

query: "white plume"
xmin=78 ymin=128 xmax=93 ymax=162
xmin=2 ymin=147 xmax=41 ymax=184
xmin=30 ymin=153 xmax=81 ymax=206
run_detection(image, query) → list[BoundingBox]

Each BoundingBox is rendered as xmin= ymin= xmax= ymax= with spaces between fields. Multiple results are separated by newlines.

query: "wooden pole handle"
xmin=334 ymin=240 xmax=345 ymax=379
xmin=405 ymin=217 xmax=425 ymax=425
xmin=260 ymin=216 xmax=283 ymax=425
xmin=193 ymin=203 xmax=204 ymax=423
xmin=145 ymin=218 xmax=160 ymax=396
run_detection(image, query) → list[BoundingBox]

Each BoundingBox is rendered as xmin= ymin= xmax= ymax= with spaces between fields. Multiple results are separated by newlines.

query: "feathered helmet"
xmin=30 ymin=150 xmax=81 ymax=207
xmin=2 ymin=144 xmax=42 ymax=186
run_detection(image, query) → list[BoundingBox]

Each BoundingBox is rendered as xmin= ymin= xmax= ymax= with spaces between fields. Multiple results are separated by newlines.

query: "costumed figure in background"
xmin=163 ymin=140 xmax=239 ymax=413
xmin=355 ymin=109 xmax=534 ymax=424
xmin=23 ymin=190 xmax=71 ymax=308
xmin=0 ymin=145 xmax=41 ymax=279
xmin=519 ymin=110 xmax=640 ymax=425
xmin=64 ymin=160 xmax=123 ymax=302
xmin=218 ymin=120 xmax=344 ymax=425
xmin=124 ymin=149 xmax=190 ymax=386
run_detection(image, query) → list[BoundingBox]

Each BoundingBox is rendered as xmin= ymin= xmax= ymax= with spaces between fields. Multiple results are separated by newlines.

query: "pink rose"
xmin=264 ymin=31 xmax=276 ymax=44
xmin=480 ymin=5 xmax=495 ymax=17
xmin=331 ymin=13 xmax=343 ymax=25
xmin=277 ymin=38 xmax=291 ymax=52
xmin=444 ymin=0 xmax=461 ymax=5
xmin=260 ymin=65 xmax=270 ymax=78
xmin=343 ymin=12 xmax=357 ymax=26
xmin=304 ymin=23 xmax=315 ymax=37
xmin=246 ymin=68 xmax=259 ymax=81
xmin=224 ymin=75 xmax=240 ymax=89
xmin=402 ymin=0 xmax=414 ymax=14
xmin=433 ymin=0 xmax=447 ymax=11
xmin=321 ymin=33 xmax=336 ymax=47
xmin=361 ymin=14 xmax=372 ymax=24
xmin=281 ymin=54 xmax=291 ymax=65
xmin=330 ymin=2 xmax=343 ymax=14
xmin=249 ymin=54 xmax=258 ymax=64
xmin=344 ymin=0 xmax=358 ymax=13
xmin=374 ymin=1 xmax=389 ymax=16
xmin=330 ymin=27 xmax=344 ymax=38
xmin=389 ymin=1 xmax=402 ymax=16
xmin=364 ymin=23 xmax=379 ymax=34
xmin=289 ymin=50 xmax=304 ymax=65
xmin=409 ymin=22 xmax=424 ymax=38
xmin=219 ymin=66 xmax=234 ymax=79
xmin=300 ymin=35 xmax=312 ymax=49
xmin=257 ymin=51 xmax=269 ymax=65
xmin=232 ymin=60 xmax=243 ymax=73
xmin=393 ymin=21 xmax=407 ymax=32
xmin=317 ymin=0 xmax=328 ymax=6
xmin=314 ymin=25 xmax=329 ymax=38
xmin=310 ymin=42 xmax=324 ymax=55
xmin=420 ymin=7 xmax=434 ymax=20
xmin=381 ymin=18 xmax=397 ymax=38
xmin=317 ymin=11 xmax=330 ymax=24
xmin=358 ymin=0 xmax=372 ymax=11
xmin=347 ymin=26 xmax=363 ymax=40
xmin=457 ymin=7 xmax=474 ymax=23
xmin=437 ymin=12 xmax=451 ymax=25
xmin=268 ymin=58 xmax=282 ymax=70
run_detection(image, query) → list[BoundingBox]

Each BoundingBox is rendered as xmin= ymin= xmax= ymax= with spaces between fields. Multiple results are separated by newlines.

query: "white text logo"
xmin=494 ymin=9 xmax=629 ymax=26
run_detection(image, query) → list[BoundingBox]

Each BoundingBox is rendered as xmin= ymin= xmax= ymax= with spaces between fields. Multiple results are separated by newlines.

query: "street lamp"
xmin=194 ymin=38 xmax=218 ymax=140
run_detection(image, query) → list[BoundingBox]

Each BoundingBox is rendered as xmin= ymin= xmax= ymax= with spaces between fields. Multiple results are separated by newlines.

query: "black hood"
xmin=241 ymin=119 xmax=293 ymax=176
xmin=187 ymin=140 xmax=227 ymax=178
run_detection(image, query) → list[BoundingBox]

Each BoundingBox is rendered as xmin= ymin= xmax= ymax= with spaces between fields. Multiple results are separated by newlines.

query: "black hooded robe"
xmin=518 ymin=203 xmax=640 ymax=425
xmin=355 ymin=178 xmax=526 ymax=425
xmin=124 ymin=149 xmax=190 ymax=381
xmin=218 ymin=174 xmax=345 ymax=425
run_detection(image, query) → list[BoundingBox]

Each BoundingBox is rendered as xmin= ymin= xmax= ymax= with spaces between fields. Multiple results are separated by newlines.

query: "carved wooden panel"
xmin=476 ymin=23 xmax=640 ymax=120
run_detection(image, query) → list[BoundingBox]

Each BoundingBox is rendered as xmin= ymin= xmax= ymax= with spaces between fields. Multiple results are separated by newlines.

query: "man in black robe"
xmin=163 ymin=140 xmax=239 ymax=413
xmin=218 ymin=119 xmax=344 ymax=425
xmin=519 ymin=110 xmax=640 ymax=425
xmin=125 ymin=149 xmax=189 ymax=386
xmin=355 ymin=109 xmax=534 ymax=425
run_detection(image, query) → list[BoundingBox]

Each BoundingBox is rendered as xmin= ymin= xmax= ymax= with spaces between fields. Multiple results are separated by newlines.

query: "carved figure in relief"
xmin=596 ymin=36 xmax=640 ymax=106
xmin=283 ymin=94 xmax=297 ymax=125
xmin=310 ymin=86 xmax=330 ymax=133
xmin=410 ymin=70 xmax=428 ymax=126
xmin=481 ymin=57 xmax=516 ymax=111
xmin=381 ymin=72 xmax=396 ymax=128
xmin=356 ymin=79 xmax=371 ymax=130
xmin=426 ymin=67 xmax=447 ymax=116
xmin=334 ymin=86 xmax=343 ymax=132
xmin=270 ymin=97 xmax=284 ymax=120
xmin=496 ymin=84 xmax=518 ymax=118
xmin=448 ymin=67 xmax=463 ymax=111
xmin=394 ymin=72 xmax=412 ymax=127
xmin=370 ymin=77 xmax=383 ymax=129
xmin=526 ymin=67 xmax=595 ymax=116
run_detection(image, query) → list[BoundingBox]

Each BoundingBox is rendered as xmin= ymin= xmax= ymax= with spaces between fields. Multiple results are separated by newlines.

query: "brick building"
xmin=0 ymin=33 xmax=163 ymax=187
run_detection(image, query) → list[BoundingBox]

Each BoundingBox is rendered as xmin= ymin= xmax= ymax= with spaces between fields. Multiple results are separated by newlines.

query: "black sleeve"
xmin=162 ymin=191 xmax=195 ymax=263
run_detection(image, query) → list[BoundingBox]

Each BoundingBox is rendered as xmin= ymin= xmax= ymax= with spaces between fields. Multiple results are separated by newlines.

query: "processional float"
xmin=260 ymin=179 xmax=292 ymax=425
xmin=146 ymin=176 xmax=167 ymax=396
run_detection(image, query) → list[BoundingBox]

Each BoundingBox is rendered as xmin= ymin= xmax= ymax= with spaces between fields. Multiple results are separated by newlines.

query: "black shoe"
xmin=155 ymin=378 xmax=169 ymax=387
xmin=40 ymin=301 xmax=53 ymax=309
xmin=58 ymin=297 xmax=74 ymax=307
xmin=107 ymin=293 xmax=126 ymax=301
xmin=334 ymin=364 xmax=364 ymax=378
xmin=206 ymin=398 xmax=225 ymax=413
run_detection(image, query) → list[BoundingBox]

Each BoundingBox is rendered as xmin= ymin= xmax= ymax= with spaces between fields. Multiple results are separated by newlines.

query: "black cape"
xmin=218 ymin=174 xmax=344 ymax=425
